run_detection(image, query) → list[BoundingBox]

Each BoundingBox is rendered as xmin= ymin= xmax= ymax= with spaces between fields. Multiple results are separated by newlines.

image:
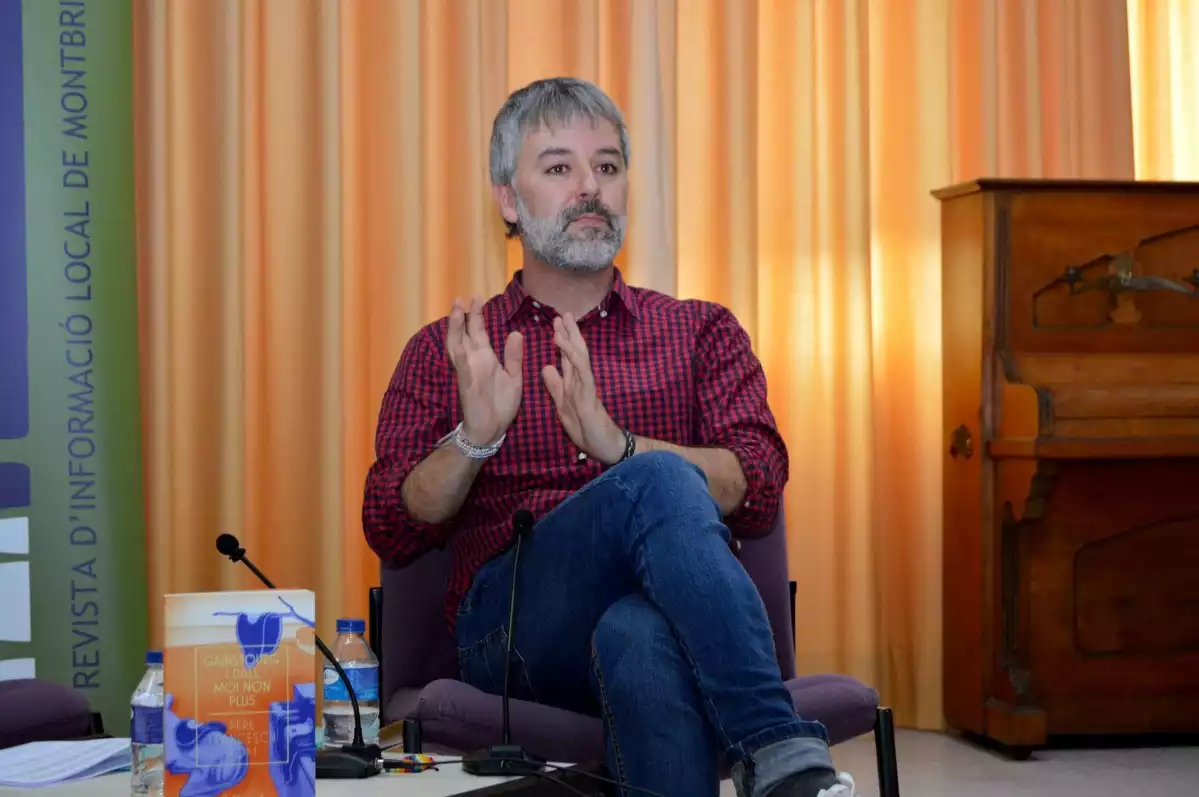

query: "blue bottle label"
xmin=323 ymin=665 xmax=378 ymax=703
xmin=131 ymin=705 xmax=163 ymax=745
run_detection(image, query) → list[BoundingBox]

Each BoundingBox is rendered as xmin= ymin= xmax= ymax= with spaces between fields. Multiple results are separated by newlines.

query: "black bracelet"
xmin=616 ymin=428 xmax=636 ymax=464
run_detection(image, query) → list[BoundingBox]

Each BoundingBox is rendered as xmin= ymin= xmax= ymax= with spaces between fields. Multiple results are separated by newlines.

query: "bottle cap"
xmin=146 ymin=651 xmax=163 ymax=665
xmin=336 ymin=618 xmax=366 ymax=634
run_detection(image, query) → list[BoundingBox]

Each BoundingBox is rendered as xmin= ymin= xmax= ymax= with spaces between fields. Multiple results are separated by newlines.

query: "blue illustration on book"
xmin=163 ymin=693 xmax=250 ymax=797
xmin=269 ymin=683 xmax=317 ymax=795
xmin=213 ymin=596 xmax=316 ymax=669
xmin=162 ymin=686 xmax=317 ymax=797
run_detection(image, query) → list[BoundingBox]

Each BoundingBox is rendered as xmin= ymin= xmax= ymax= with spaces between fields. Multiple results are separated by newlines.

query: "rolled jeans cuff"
xmin=730 ymin=722 xmax=835 ymax=797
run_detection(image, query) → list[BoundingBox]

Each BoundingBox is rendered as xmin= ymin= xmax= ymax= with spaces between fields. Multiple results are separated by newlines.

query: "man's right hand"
xmin=446 ymin=296 xmax=523 ymax=446
xmin=394 ymin=297 xmax=520 ymax=526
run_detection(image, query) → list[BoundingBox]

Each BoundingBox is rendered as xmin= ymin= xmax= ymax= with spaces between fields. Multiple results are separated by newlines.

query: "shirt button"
xmin=744 ymin=500 xmax=751 ymax=508
xmin=599 ymin=310 xmax=608 ymax=318
xmin=532 ymin=301 xmax=541 ymax=308
xmin=577 ymin=452 xmax=587 ymax=461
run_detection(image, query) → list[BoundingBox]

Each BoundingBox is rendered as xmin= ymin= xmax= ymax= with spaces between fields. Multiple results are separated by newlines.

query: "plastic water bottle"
xmin=130 ymin=650 xmax=164 ymax=796
xmin=322 ymin=618 xmax=380 ymax=748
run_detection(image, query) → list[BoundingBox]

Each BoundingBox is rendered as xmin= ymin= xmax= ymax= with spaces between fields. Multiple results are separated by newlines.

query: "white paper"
xmin=0 ymin=739 xmax=131 ymax=788
xmin=0 ymin=561 xmax=31 ymax=642
xmin=0 ymin=516 xmax=28 ymax=554
xmin=0 ymin=657 xmax=35 ymax=681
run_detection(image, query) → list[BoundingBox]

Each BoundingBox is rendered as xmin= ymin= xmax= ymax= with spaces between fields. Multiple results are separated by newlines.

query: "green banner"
xmin=0 ymin=0 xmax=147 ymax=733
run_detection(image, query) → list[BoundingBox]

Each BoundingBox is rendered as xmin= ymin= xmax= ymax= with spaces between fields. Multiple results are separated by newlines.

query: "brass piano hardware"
xmin=950 ymin=425 xmax=973 ymax=459
xmin=1051 ymin=253 xmax=1198 ymax=297
xmin=1032 ymin=226 xmax=1199 ymax=328
xmin=1109 ymin=254 xmax=1198 ymax=296
xmin=1033 ymin=223 xmax=1199 ymax=300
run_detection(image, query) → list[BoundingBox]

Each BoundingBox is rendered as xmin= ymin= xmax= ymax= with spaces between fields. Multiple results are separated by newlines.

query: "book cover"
xmin=163 ymin=589 xmax=317 ymax=797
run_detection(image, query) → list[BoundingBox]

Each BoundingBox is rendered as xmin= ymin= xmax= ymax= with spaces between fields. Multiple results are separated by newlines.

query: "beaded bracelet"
xmin=616 ymin=427 xmax=636 ymax=464
xmin=437 ymin=422 xmax=505 ymax=459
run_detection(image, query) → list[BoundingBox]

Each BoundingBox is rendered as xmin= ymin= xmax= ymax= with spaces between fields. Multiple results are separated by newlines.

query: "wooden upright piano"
xmin=935 ymin=179 xmax=1199 ymax=756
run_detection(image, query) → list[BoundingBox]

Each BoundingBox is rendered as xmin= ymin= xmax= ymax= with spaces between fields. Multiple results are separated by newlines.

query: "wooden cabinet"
xmin=934 ymin=179 xmax=1199 ymax=755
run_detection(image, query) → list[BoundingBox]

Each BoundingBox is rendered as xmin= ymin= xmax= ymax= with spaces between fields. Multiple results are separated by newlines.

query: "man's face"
xmin=498 ymin=117 xmax=628 ymax=273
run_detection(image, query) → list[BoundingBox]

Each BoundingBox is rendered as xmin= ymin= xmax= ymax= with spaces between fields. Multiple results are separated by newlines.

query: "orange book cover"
xmin=163 ymin=589 xmax=317 ymax=797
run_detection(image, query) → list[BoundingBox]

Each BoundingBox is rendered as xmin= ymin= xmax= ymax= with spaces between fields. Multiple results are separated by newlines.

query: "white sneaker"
xmin=816 ymin=773 xmax=857 ymax=796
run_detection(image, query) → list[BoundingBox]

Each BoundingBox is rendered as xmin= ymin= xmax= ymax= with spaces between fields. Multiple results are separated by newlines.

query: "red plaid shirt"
xmin=362 ymin=269 xmax=789 ymax=633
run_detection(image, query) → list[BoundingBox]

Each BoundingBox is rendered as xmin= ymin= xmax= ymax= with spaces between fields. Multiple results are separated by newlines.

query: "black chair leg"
xmin=368 ymin=586 xmax=384 ymax=663
xmin=874 ymin=707 xmax=900 ymax=797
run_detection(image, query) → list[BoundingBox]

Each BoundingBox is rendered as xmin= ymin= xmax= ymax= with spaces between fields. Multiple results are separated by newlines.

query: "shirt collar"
xmin=500 ymin=267 xmax=641 ymax=323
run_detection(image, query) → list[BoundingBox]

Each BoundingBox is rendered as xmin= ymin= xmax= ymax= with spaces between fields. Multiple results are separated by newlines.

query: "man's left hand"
xmin=541 ymin=313 xmax=627 ymax=466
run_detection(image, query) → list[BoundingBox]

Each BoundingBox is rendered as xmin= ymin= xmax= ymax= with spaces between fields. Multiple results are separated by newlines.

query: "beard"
xmin=516 ymin=194 xmax=626 ymax=273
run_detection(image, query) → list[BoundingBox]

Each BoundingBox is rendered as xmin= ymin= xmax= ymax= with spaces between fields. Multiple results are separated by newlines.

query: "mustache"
xmin=561 ymin=198 xmax=615 ymax=228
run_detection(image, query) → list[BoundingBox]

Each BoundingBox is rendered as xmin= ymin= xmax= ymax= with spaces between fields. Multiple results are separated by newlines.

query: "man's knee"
xmin=592 ymin=594 xmax=679 ymax=690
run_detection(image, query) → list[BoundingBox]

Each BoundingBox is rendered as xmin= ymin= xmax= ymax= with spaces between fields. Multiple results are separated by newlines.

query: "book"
xmin=163 ymin=589 xmax=317 ymax=797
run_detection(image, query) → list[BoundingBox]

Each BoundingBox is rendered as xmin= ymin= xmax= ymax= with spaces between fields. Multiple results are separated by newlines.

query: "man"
xmin=363 ymin=77 xmax=856 ymax=797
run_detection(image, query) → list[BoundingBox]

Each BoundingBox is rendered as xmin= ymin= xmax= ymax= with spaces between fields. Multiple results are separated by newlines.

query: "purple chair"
xmin=369 ymin=509 xmax=900 ymax=797
xmin=0 ymin=678 xmax=103 ymax=749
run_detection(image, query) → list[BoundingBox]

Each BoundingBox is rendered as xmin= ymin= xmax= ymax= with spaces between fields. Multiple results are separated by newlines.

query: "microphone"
xmin=462 ymin=509 xmax=546 ymax=777
xmin=215 ymin=533 xmax=381 ymax=779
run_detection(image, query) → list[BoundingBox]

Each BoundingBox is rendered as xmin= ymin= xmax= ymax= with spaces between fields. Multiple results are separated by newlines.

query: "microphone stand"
xmin=462 ymin=511 xmax=546 ymax=777
xmin=216 ymin=535 xmax=381 ymax=779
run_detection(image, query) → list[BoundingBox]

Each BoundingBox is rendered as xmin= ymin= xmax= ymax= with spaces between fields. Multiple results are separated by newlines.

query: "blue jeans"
xmin=455 ymin=451 xmax=834 ymax=797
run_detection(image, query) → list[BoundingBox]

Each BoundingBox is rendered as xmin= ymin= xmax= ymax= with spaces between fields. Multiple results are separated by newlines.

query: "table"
xmin=0 ymin=755 xmax=557 ymax=797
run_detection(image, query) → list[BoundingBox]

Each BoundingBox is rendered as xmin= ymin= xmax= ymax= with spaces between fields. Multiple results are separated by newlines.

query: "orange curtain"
xmin=1128 ymin=0 xmax=1199 ymax=180
xmin=134 ymin=0 xmax=1143 ymax=730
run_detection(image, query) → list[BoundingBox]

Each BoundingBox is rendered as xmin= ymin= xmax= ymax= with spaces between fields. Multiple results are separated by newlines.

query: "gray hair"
xmin=489 ymin=78 xmax=630 ymax=236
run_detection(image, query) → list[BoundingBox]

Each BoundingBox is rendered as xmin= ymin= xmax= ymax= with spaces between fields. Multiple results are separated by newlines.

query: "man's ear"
xmin=492 ymin=184 xmax=519 ymax=226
